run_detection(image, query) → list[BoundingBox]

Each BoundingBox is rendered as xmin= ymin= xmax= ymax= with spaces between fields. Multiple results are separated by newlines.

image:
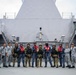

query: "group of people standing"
xmin=0 ymin=42 xmax=76 ymax=68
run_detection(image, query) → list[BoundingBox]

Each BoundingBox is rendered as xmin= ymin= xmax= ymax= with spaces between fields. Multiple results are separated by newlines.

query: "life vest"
xmin=20 ymin=46 xmax=25 ymax=52
xmin=34 ymin=45 xmax=38 ymax=52
xmin=44 ymin=46 xmax=50 ymax=51
xmin=58 ymin=46 xmax=62 ymax=52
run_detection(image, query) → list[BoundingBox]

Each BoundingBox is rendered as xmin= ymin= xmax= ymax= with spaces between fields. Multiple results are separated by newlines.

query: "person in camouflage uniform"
xmin=51 ymin=45 xmax=58 ymax=68
xmin=37 ymin=44 xmax=43 ymax=67
xmin=70 ymin=43 xmax=76 ymax=68
xmin=1 ymin=43 xmax=8 ymax=67
xmin=12 ymin=43 xmax=20 ymax=67
xmin=7 ymin=42 xmax=13 ymax=67
xmin=25 ymin=43 xmax=32 ymax=67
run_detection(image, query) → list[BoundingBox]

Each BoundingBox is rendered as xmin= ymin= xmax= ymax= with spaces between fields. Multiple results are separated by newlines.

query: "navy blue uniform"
xmin=44 ymin=46 xmax=52 ymax=67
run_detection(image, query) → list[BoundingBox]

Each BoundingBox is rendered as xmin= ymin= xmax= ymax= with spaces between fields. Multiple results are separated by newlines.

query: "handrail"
xmin=1 ymin=31 xmax=9 ymax=45
xmin=69 ymin=29 xmax=75 ymax=45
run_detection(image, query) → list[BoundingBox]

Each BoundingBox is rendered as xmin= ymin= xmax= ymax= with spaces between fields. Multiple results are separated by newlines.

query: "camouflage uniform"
xmin=12 ymin=45 xmax=20 ymax=67
xmin=51 ymin=47 xmax=58 ymax=68
xmin=7 ymin=45 xmax=13 ymax=66
xmin=1 ymin=45 xmax=8 ymax=67
xmin=25 ymin=47 xmax=32 ymax=67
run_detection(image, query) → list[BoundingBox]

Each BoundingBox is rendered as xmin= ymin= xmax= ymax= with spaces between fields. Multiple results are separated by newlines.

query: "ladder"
xmin=1 ymin=31 xmax=9 ymax=45
xmin=69 ymin=29 xmax=76 ymax=46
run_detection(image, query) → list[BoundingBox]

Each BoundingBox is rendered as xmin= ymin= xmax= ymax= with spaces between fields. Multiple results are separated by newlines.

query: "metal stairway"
xmin=1 ymin=31 xmax=9 ymax=45
xmin=69 ymin=30 xmax=76 ymax=45
xmin=69 ymin=20 xmax=76 ymax=46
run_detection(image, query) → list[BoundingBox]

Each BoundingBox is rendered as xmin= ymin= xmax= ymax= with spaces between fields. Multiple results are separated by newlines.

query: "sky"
xmin=0 ymin=0 xmax=76 ymax=18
